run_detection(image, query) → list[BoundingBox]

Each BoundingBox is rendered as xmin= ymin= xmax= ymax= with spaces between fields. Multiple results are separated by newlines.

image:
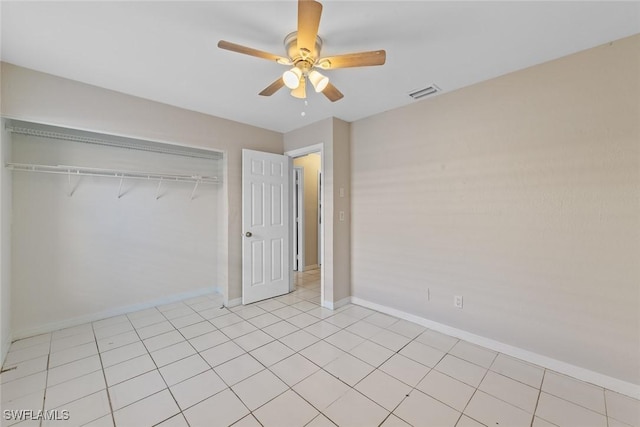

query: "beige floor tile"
xmin=158 ymin=354 xmax=210 ymax=386
xmin=380 ymin=354 xmax=430 ymax=387
xmin=249 ymin=340 xmax=294 ymax=367
xmin=381 ymin=414 xmax=412 ymax=427
xmin=44 ymin=370 xmax=105 ymax=409
xmin=104 ymin=354 xmax=156 ymax=386
xmin=394 ymin=389 xmax=460 ymax=427
xmin=542 ymin=371 xmax=606 ymax=414
xmin=214 ymin=354 xmax=264 ymax=386
xmin=449 ymin=341 xmax=498 ymax=369
xmin=350 ymin=340 xmax=395 ymax=367
xmin=490 ymin=353 xmax=544 ymax=388
xmin=414 ymin=329 xmax=459 ymax=352
xmin=231 ymin=369 xmax=288 ymax=411
xmin=324 ymin=353 xmax=374 ymax=386
xmin=183 ymin=389 xmax=248 ymax=427
xmin=253 ymin=390 xmax=318 ymax=427
xmin=479 ymin=371 xmax=539 ymax=413
xmin=0 ymin=356 xmax=48 ymax=385
xmin=435 ymin=354 xmax=487 ymax=387
xmin=605 ymin=390 xmax=640 ymax=427
xmin=464 ymin=390 xmax=533 ymax=427
xmin=269 ymin=354 xmax=320 ymax=386
xmin=416 ymin=369 xmax=475 ymax=411
xmin=535 ymin=392 xmax=606 ymax=427
xmin=324 ymin=389 xmax=389 ymax=427
xmin=399 ymin=340 xmax=446 ymax=368
xmin=113 ymin=390 xmax=179 ymax=427
xmin=188 ymin=330 xmax=228 ymax=352
xmin=299 ymin=341 xmax=345 ymax=367
xmin=293 ymin=369 xmax=350 ymax=410
xmin=170 ymin=369 xmax=226 ymax=410
xmin=355 ymin=369 xmax=412 ymax=411
xmin=108 ymin=370 xmax=165 ymax=410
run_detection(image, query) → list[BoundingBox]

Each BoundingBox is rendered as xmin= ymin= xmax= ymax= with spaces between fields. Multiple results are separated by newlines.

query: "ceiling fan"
xmin=217 ymin=0 xmax=386 ymax=102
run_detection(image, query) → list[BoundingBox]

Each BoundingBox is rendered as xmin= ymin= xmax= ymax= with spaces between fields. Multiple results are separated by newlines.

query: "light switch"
xmin=339 ymin=188 xmax=345 ymax=198
xmin=339 ymin=211 xmax=345 ymax=221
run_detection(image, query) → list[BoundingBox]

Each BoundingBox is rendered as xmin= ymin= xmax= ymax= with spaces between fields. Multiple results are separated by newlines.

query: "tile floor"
xmin=1 ymin=268 xmax=639 ymax=427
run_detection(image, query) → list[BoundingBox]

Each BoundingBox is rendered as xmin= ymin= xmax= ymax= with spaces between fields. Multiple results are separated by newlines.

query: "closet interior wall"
xmin=8 ymin=120 xmax=222 ymax=338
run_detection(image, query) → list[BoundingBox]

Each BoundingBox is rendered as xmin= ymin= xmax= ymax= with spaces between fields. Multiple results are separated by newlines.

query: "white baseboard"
xmin=322 ymin=297 xmax=351 ymax=310
xmin=350 ymin=296 xmax=640 ymax=400
xmin=304 ymin=265 xmax=319 ymax=272
xmin=13 ymin=286 xmax=217 ymax=340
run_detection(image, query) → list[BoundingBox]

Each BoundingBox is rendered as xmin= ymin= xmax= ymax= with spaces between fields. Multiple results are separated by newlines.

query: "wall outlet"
xmin=454 ymin=295 xmax=463 ymax=309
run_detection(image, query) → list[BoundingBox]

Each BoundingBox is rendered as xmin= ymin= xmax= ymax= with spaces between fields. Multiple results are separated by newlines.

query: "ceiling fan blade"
xmin=297 ymin=0 xmax=322 ymax=53
xmin=317 ymin=50 xmax=386 ymax=69
xmin=322 ymin=82 xmax=344 ymax=102
xmin=218 ymin=40 xmax=290 ymax=64
xmin=259 ymin=77 xmax=285 ymax=97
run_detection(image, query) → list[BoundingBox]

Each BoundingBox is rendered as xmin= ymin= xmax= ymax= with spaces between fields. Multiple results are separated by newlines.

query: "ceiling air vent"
xmin=408 ymin=84 xmax=440 ymax=100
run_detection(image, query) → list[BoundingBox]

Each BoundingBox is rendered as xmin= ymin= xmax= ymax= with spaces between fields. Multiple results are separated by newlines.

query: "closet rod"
xmin=5 ymin=163 xmax=219 ymax=184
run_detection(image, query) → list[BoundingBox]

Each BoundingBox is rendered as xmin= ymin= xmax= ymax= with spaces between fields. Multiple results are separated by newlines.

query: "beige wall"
xmin=351 ymin=35 xmax=640 ymax=385
xmin=332 ymin=119 xmax=351 ymax=303
xmin=0 ymin=62 xmax=283 ymax=308
xmin=284 ymin=117 xmax=351 ymax=306
xmin=293 ymin=153 xmax=321 ymax=267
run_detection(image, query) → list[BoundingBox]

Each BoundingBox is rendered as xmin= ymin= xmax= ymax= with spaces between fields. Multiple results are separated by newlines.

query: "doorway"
xmin=292 ymin=166 xmax=304 ymax=272
xmin=286 ymin=145 xmax=323 ymax=302
xmin=291 ymin=153 xmax=321 ymax=272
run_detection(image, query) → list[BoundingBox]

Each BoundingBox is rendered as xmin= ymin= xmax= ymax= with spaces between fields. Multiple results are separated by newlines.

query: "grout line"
xmin=37 ymin=335 xmax=53 ymax=427
xmin=603 ymin=386 xmax=610 ymax=427
xmin=91 ymin=319 xmax=116 ymax=427
xmin=529 ymin=369 xmax=546 ymax=427
xmin=126 ymin=310 xmax=183 ymax=425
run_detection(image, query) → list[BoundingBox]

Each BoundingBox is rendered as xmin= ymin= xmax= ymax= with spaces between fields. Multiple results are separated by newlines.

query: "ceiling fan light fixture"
xmin=218 ymin=0 xmax=386 ymax=103
xmin=308 ymin=70 xmax=329 ymax=92
xmin=291 ymin=78 xmax=306 ymax=98
xmin=317 ymin=59 xmax=331 ymax=70
xmin=283 ymin=67 xmax=303 ymax=89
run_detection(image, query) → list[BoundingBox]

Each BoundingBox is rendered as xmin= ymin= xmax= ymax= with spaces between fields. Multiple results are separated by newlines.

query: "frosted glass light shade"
xmin=308 ymin=70 xmax=329 ymax=92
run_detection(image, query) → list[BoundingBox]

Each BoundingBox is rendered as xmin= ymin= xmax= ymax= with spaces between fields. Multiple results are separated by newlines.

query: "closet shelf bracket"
xmin=190 ymin=179 xmax=200 ymax=200
xmin=117 ymin=174 xmax=125 ymax=199
xmin=155 ymin=178 xmax=163 ymax=200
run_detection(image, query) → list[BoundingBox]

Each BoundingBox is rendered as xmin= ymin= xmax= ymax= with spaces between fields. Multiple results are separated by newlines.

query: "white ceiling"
xmin=2 ymin=1 xmax=639 ymax=133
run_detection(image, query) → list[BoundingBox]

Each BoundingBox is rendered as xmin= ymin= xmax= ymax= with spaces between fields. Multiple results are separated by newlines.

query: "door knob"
xmin=245 ymin=231 xmax=252 ymax=237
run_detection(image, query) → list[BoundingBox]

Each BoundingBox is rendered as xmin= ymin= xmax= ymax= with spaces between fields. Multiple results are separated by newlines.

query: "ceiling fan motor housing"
xmin=284 ymin=31 xmax=323 ymax=71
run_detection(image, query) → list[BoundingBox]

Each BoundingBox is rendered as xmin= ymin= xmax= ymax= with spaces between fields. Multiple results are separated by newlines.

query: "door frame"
xmin=284 ymin=143 xmax=324 ymax=301
xmin=292 ymin=166 xmax=305 ymax=272
xmin=317 ymin=170 xmax=322 ymax=267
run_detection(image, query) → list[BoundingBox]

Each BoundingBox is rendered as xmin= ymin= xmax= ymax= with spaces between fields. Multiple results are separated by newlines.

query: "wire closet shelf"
xmin=5 ymin=163 xmax=219 ymax=199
